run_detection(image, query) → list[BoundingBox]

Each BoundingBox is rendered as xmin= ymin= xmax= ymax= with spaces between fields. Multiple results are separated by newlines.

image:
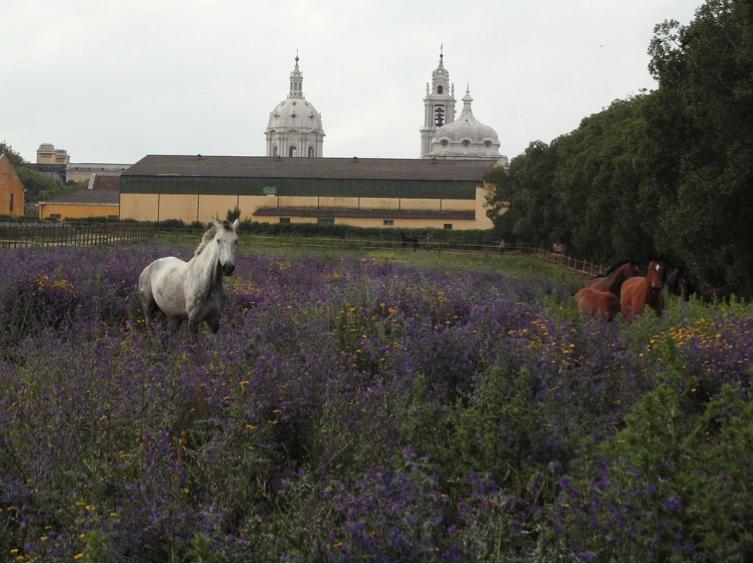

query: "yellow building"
xmin=38 ymin=189 xmax=119 ymax=221
xmin=36 ymin=143 xmax=70 ymax=165
xmin=0 ymin=153 xmax=25 ymax=217
xmin=33 ymin=143 xmax=70 ymax=183
xmin=121 ymin=155 xmax=498 ymax=230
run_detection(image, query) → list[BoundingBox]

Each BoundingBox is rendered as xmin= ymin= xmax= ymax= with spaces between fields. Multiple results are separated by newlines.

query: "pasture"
xmin=1 ymin=242 xmax=752 ymax=562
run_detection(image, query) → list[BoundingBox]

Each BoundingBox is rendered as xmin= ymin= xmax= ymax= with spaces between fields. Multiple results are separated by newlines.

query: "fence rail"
xmin=0 ymin=221 xmax=154 ymax=248
xmin=0 ymin=220 xmax=606 ymax=277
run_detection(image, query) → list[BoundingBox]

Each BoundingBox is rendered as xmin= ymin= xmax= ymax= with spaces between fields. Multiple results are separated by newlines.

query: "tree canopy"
xmin=486 ymin=0 xmax=753 ymax=296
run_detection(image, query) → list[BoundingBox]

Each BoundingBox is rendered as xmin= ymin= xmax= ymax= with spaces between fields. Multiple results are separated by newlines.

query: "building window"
xmin=272 ymin=145 xmax=278 ymax=157
xmin=308 ymin=146 xmax=314 ymax=157
xmin=9 ymin=193 xmax=13 ymax=213
xmin=484 ymin=140 xmax=492 ymax=147
xmin=434 ymin=105 xmax=445 ymax=127
xmin=383 ymin=219 xmax=394 ymax=226
xmin=437 ymin=85 xmax=443 ymax=94
xmin=317 ymin=218 xmax=334 ymax=225
xmin=440 ymin=139 xmax=449 ymax=146
xmin=443 ymin=224 xmax=453 ymax=230
xmin=289 ymin=145 xmax=297 ymax=157
xmin=462 ymin=139 xmax=471 ymax=147
xmin=279 ymin=217 xmax=291 ymax=224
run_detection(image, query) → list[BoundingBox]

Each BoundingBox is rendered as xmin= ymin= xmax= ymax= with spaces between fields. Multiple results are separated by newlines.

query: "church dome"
xmin=265 ymin=55 xmax=325 ymax=158
xmin=427 ymin=88 xmax=504 ymax=161
xmin=267 ymin=97 xmax=323 ymax=133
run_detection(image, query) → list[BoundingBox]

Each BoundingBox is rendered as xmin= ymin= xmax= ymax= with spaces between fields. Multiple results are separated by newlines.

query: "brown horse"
xmin=574 ymin=288 xmax=621 ymax=321
xmin=587 ymin=261 xmax=640 ymax=295
xmin=399 ymin=231 xmax=419 ymax=251
xmin=620 ymin=259 xmax=665 ymax=320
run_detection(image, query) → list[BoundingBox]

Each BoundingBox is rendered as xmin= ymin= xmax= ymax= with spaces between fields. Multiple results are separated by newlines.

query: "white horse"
xmin=138 ymin=219 xmax=240 ymax=334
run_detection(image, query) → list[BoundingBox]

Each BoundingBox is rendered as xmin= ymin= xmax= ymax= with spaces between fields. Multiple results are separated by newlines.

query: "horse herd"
xmin=137 ymin=223 xmax=726 ymax=335
xmin=574 ymin=260 xmax=726 ymax=322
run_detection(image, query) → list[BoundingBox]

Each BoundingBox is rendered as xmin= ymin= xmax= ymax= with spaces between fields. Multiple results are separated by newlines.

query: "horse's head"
xmin=213 ymin=218 xmax=240 ymax=275
xmin=646 ymin=260 xmax=665 ymax=291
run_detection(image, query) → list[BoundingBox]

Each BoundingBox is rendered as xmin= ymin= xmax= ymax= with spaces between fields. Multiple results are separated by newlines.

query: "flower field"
xmin=1 ymin=244 xmax=752 ymax=562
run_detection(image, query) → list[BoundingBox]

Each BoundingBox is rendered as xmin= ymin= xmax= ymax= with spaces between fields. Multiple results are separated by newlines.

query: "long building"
xmin=120 ymin=155 xmax=497 ymax=230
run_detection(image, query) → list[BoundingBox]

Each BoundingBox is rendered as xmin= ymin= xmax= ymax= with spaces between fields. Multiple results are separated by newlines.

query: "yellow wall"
xmin=255 ymin=215 xmax=479 ymax=229
xmin=359 ymin=197 xmax=400 ymax=210
xmin=117 ymin=186 xmax=500 ymax=230
xmin=0 ymin=155 xmax=25 ymax=216
xmin=39 ymin=203 xmax=119 ymax=220
xmin=198 ymin=195 xmax=239 ymax=223
xmin=441 ymin=199 xmax=475 ymax=211
xmin=318 ymin=196 xmax=360 ymax=209
xmin=238 ymin=195 xmax=277 ymax=220
xmin=66 ymin=171 xmax=93 ymax=183
xmin=474 ymin=186 xmax=495 ymax=230
xmin=120 ymin=194 xmax=159 ymax=222
xmin=278 ymin=195 xmax=318 ymax=208
xmin=36 ymin=149 xmax=69 ymax=165
xmin=159 ymin=194 xmax=198 ymax=222
xmin=398 ymin=198 xmax=440 ymax=211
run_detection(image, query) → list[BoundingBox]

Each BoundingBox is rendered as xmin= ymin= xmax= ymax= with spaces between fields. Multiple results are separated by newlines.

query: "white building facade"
xmin=265 ymin=55 xmax=325 ymax=158
xmin=420 ymin=47 xmax=456 ymax=158
xmin=421 ymin=49 xmax=507 ymax=165
xmin=426 ymin=88 xmax=507 ymax=164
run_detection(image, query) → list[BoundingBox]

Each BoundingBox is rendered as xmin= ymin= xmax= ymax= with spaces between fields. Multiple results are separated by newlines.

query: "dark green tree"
xmin=0 ymin=142 xmax=26 ymax=167
xmin=649 ymin=0 xmax=753 ymax=293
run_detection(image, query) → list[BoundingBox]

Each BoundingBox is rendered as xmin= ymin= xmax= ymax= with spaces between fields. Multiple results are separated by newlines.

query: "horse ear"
xmin=212 ymin=218 xmax=221 ymax=229
xmin=231 ymin=218 xmax=240 ymax=231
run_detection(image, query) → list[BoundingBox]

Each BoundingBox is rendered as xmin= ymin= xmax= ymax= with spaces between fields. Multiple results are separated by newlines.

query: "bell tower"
xmin=420 ymin=45 xmax=456 ymax=158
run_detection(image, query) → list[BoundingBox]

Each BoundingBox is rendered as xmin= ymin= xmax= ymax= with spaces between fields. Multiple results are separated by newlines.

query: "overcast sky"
xmin=3 ymin=0 xmax=700 ymax=165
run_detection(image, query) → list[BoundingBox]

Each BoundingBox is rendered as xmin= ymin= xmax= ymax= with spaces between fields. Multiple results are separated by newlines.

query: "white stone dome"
xmin=267 ymin=98 xmax=323 ymax=133
xmin=427 ymin=89 xmax=504 ymax=161
xmin=265 ymin=55 xmax=325 ymax=158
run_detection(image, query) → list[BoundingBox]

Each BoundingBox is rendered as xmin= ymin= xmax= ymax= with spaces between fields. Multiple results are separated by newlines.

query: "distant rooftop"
xmin=124 ymin=155 xmax=497 ymax=182
xmin=41 ymin=190 xmax=119 ymax=205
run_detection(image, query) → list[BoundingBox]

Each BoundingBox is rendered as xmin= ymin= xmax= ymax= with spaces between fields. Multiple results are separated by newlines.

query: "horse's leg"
xmin=620 ymin=296 xmax=636 ymax=321
xmin=138 ymin=274 xmax=158 ymax=330
xmin=141 ymin=298 xmax=159 ymax=330
xmin=187 ymin=310 xmax=203 ymax=335
xmin=167 ymin=316 xmax=183 ymax=332
xmin=205 ymin=311 xmax=221 ymax=334
xmin=651 ymin=291 xmax=665 ymax=317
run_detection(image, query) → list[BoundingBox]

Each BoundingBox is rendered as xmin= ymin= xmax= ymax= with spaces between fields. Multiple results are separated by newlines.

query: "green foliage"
xmin=83 ymin=530 xmax=111 ymax=562
xmin=552 ymin=380 xmax=753 ymax=562
xmin=14 ymin=165 xmax=69 ymax=203
xmin=486 ymin=0 xmax=753 ymax=297
xmin=0 ymin=142 xmax=26 ymax=167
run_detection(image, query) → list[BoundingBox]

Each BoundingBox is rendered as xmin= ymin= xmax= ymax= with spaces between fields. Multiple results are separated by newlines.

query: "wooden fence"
xmin=0 ymin=221 xmax=154 ymax=249
xmin=0 ymin=221 xmax=606 ymax=277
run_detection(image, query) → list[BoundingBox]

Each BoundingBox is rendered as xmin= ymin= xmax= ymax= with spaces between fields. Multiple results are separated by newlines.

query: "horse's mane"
xmin=602 ymin=260 xmax=633 ymax=276
xmin=195 ymin=220 xmax=235 ymax=256
xmin=194 ymin=224 xmax=219 ymax=256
